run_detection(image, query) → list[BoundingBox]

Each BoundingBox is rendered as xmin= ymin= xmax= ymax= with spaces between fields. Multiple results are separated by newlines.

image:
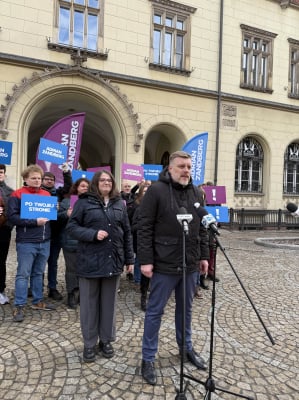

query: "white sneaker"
xmin=0 ymin=292 xmax=10 ymax=304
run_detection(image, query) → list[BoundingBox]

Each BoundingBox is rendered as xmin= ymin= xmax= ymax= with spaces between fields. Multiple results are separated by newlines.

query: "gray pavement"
xmin=0 ymin=229 xmax=299 ymax=400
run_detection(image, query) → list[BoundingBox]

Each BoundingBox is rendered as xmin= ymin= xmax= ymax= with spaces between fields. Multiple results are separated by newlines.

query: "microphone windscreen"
xmin=286 ymin=203 xmax=297 ymax=213
xmin=179 ymin=206 xmax=188 ymax=214
xmin=195 ymin=206 xmax=208 ymax=219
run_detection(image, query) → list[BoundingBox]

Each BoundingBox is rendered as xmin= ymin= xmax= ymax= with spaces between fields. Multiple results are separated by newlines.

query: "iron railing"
xmin=223 ymin=209 xmax=299 ymax=230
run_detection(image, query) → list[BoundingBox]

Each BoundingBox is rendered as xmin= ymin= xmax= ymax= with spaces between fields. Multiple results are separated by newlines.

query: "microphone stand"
xmin=175 ymin=219 xmax=189 ymax=399
xmin=180 ymin=229 xmax=275 ymax=400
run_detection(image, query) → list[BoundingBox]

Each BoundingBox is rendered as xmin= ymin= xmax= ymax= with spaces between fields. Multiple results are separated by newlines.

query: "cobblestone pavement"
xmin=1 ymin=229 xmax=298 ymax=400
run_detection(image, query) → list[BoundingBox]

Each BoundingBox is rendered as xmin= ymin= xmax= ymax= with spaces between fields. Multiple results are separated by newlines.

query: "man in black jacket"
xmin=137 ymin=151 xmax=210 ymax=385
xmin=41 ymin=163 xmax=72 ymax=300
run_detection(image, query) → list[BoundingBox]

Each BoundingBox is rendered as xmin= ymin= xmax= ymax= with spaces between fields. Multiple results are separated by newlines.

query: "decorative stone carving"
xmin=0 ymin=65 xmax=143 ymax=152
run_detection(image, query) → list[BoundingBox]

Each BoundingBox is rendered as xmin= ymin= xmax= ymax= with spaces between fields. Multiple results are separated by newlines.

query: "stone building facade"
xmin=1 ymin=0 xmax=299 ymax=209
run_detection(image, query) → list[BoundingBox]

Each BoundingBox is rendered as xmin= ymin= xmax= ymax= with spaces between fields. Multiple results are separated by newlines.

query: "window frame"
xmin=49 ymin=0 xmax=106 ymax=59
xmin=288 ymin=38 xmax=299 ymax=99
xmin=283 ymin=142 xmax=299 ymax=194
xmin=240 ymin=24 xmax=277 ymax=93
xmin=148 ymin=0 xmax=196 ymax=76
xmin=235 ymin=137 xmax=264 ymax=194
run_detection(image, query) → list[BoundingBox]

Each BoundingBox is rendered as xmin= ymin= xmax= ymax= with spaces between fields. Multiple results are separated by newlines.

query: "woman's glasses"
xmin=99 ymin=178 xmax=112 ymax=183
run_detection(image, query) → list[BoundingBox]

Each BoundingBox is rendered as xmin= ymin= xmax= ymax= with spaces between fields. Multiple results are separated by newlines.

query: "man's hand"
xmin=61 ymin=162 xmax=69 ymax=173
xmin=199 ymin=260 xmax=209 ymax=276
xmin=125 ymin=264 xmax=134 ymax=273
xmin=141 ymin=264 xmax=154 ymax=278
xmin=37 ymin=218 xmax=49 ymax=226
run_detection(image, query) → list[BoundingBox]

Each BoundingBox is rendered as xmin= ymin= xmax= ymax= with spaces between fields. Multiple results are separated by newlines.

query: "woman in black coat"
xmin=66 ymin=170 xmax=134 ymax=363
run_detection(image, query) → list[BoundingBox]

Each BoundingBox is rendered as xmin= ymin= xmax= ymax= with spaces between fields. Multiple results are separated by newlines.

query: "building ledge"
xmin=149 ymin=62 xmax=191 ymax=77
xmin=47 ymin=42 xmax=108 ymax=60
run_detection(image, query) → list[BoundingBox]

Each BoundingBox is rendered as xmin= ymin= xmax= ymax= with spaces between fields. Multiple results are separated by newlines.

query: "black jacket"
xmin=66 ymin=192 xmax=134 ymax=278
xmin=0 ymin=180 xmax=14 ymax=232
xmin=57 ymin=197 xmax=78 ymax=252
xmin=137 ymin=169 xmax=209 ymax=275
xmin=42 ymin=170 xmax=72 ymax=238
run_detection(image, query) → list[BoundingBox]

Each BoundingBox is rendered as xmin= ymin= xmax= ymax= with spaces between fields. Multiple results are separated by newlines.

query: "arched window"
xmin=235 ymin=137 xmax=263 ymax=193
xmin=283 ymin=142 xmax=299 ymax=194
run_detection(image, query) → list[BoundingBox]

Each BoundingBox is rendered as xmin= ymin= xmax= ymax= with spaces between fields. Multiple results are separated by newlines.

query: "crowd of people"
xmin=0 ymin=152 xmax=220 ymax=386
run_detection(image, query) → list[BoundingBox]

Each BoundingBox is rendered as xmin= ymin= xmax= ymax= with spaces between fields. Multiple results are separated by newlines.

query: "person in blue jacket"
xmin=7 ymin=164 xmax=56 ymax=323
xmin=66 ymin=170 xmax=134 ymax=363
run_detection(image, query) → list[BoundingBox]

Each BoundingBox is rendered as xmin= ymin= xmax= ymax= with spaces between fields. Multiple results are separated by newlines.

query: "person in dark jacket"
xmin=131 ymin=183 xmax=150 ymax=310
xmin=66 ymin=170 xmax=134 ymax=363
xmin=7 ymin=164 xmax=56 ymax=323
xmin=0 ymin=164 xmax=14 ymax=305
xmin=120 ymin=179 xmax=146 ymax=282
xmin=41 ymin=163 xmax=72 ymax=301
xmin=137 ymin=151 xmax=210 ymax=385
xmin=58 ymin=177 xmax=90 ymax=309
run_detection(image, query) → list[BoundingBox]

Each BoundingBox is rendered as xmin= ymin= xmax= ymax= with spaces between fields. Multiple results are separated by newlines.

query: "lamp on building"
xmin=144 ymin=56 xmax=149 ymax=63
xmin=46 ymin=36 xmax=51 ymax=42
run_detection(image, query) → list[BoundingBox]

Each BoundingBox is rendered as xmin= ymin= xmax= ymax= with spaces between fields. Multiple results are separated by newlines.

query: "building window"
xmin=240 ymin=25 xmax=277 ymax=93
xmin=235 ymin=137 xmax=264 ymax=193
xmin=288 ymin=39 xmax=299 ymax=98
xmin=283 ymin=142 xmax=299 ymax=194
xmin=57 ymin=0 xmax=101 ymax=51
xmin=148 ymin=0 xmax=196 ymax=76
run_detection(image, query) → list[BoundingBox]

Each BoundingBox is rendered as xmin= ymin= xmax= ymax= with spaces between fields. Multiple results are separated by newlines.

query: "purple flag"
xmin=36 ymin=113 xmax=85 ymax=188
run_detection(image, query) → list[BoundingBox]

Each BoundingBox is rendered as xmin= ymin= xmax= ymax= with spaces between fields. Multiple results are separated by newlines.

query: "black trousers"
xmin=0 ymin=226 xmax=12 ymax=293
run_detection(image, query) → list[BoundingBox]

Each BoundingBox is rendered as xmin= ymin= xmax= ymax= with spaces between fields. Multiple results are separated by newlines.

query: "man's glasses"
xmin=43 ymin=177 xmax=55 ymax=182
xmin=99 ymin=178 xmax=112 ymax=183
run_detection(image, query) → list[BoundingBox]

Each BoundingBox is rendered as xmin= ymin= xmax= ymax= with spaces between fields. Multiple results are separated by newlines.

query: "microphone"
xmin=176 ymin=207 xmax=193 ymax=234
xmin=193 ymin=203 xmax=220 ymax=235
xmin=194 ymin=203 xmax=208 ymax=219
xmin=286 ymin=202 xmax=299 ymax=217
xmin=201 ymin=213 xmax=220 ymax=236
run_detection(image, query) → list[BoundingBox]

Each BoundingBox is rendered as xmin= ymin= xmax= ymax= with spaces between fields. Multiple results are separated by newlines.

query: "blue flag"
xmin=181 ymin=132 xmax=208 ymax=185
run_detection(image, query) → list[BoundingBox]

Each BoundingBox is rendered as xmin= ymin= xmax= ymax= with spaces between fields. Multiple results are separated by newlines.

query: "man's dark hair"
xmin=43 ymin=172 xmax=56 ymax=181
xmin=0 ymin=164 xmax=6 ymax=172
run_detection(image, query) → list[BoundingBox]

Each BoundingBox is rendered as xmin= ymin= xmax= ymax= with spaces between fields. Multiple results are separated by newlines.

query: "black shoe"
xmin=126 ymin=272 xmax=133 ymax=281
xmin=73 ymin=287 xmax=80 ymax=305
xmin=48 ymin=288 xmax=63 ymax=301
xmin=185 ymin=349 xmax=207 ymax=370
xmin=141 ymin=294 xmax=147 ymax=312
xmin=67 ymin=293 xmax=77 ymax=309
xmin=207 ymin=275 xmax=220 ymax=282
xmin=141 ymin=360 xmax=157 ymax=385
xmin=99 ymin=341 xmax=114 ymax=358
xmin=199 ymin=275 xmax=209 ymax=290
xmin=83 ymin=347 xmax=96 ymax=363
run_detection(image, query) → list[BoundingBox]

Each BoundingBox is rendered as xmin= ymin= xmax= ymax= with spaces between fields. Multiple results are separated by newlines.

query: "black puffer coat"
xmin=137 ymin=169 xmax=209 ymax=275
xmin=66 ymin=192 xmax=134 ymax=278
